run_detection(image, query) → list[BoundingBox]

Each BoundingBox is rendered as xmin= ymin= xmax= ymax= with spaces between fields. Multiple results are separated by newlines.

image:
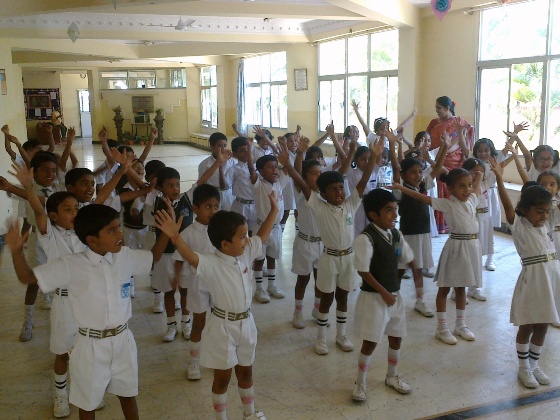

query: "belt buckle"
xmin=102 ymin=327 xmax=118 ymax=338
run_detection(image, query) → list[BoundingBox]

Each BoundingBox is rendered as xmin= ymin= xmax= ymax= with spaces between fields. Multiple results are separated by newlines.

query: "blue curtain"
xmin=237 ymin=59 xmax=246 ymax=135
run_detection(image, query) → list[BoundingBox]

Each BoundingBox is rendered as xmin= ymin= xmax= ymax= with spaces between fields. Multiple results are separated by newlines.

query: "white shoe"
xmin=385 ymin=375 xmax=412 ymax=394
xmin=53 ymin=392 xmax=70 ymax=418
xmin=244 ymin=411 xmax=266 ymax=420
xmin=315 ymin=339 xmax=329 ymax=355
xmin=485 ymin=257 xmax=496 ymax=271
xmin=187 ymin=362 xmax=201 ymax=380
xmin=152 ymin=294 xmax=164 ymax=313
xmin=532 ymin=366 xmax=551 ymax=385
xmin=41 ymin=293 xmax=52 ymax=310
xmin=175 ymin=297 xmax=181 ymax=310
xmin=267 ymin=285 xmax=285 ymax=299
xmin=414 ymin=300 xmax=434 ymax=317
xmin=130 ymin=277 xmax=135 ymax=298
xmin=293 ymin=311 xmax=305 ymax=329
xmin=402 ymin=270 xmax=411 ymax=279
xmin=421 ymin=268 xmax=435 ymax=278
xmin=454 ymin=325 xmax=476 ymax=341
xmin=182 ymin=321 xmax=192 ymax=340
xmin=467 ymin=288 xmax=487 ymax=301
xmin=518 ymin=368 xmax=539 ymax=388
xmin=450 ymin=290 xmax=469 ymax=304
xmin=352 ymin=383 xmax=367 ymax=401
xmin=162 ymin=324 xmax=177 ymax=342
xmin=254 ymin=288 xmax=270 ymax=303
xmin=435 ymin=327 xmax=457 ymax=345
xmin=336 ymin=335 xmax=354 ymax=352
xmin=19 ymin=320 xmax=33 ymax=342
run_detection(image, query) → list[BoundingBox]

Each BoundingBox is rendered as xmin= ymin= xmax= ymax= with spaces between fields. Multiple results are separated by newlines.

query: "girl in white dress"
xmin=491 ymin=158 xmax=560 ymax=389
xmin=392 ymin=167 xmax=483 ymax=346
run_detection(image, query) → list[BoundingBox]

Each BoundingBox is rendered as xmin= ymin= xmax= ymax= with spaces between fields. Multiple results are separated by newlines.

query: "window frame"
xmin=200 ymin=65 xmax=218 ymax=129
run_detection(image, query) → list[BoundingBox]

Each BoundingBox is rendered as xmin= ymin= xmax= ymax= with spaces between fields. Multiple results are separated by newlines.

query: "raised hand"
xmin=110 ymin=147 xmax=128 ymax=165
xmin=98 ymin=128 xmax=108 ymax=143
xmin=217 ymin=148 xmax=233 ymax=164
xmin=441 ymin=130 xmax=451 ymax=145
xmin=5 ymin=218 xmax=29 ymax=254
xmin=1 ymin=124 xmax=8 ymax=134
xmin=454 ymin=117 xmax=464 ymax=132
xmin=513 ymin=121 xmax=529 ymax=134
xmin=488 ymin=156 xmax=503 ymax=178
xmin=351 ymin=99 xmax=359 ymax=111
xmin=369 ymin=136 xmax=385 ymax=159
xmin=297 ymin=136 xmax=309 ymax=154
xmin=253 ymin=125 xmax=267 ymax=140
xmin=277 ymin=145 xmax=290 ymax=167
xmin=150 ymin=127 xmax=158 ymax=139
xmin=8 ymin=161 xmax=34 ymax=190
xmin=0 ymin=176 xmax=11 ymax=191
xmin=154 ymin=208 xmax=181 ymax=239
xmin=503 ymin=130 xmax=519 ymax=142
xmin=326 ymin=121 xmax=335 ymax=138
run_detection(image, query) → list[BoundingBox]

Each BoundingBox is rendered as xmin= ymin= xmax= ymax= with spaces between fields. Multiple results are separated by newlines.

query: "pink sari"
xmin=427 ymin=117 xmax=474 ymax=233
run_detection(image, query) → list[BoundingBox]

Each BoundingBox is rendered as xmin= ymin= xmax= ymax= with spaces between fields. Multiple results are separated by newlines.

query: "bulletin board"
xmin=24 ymin=88 xmax=61 ymax=120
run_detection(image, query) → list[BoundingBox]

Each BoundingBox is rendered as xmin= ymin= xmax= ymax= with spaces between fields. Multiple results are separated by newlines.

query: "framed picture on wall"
xmin=0 ymin=69 xmax=6 ymax=95
xmin=294 ymin=68 xmax=308 ymax=91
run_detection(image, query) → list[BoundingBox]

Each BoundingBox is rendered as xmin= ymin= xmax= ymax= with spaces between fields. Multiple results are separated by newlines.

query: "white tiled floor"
xmin=1 ymin=140 xmax=560 ymax=419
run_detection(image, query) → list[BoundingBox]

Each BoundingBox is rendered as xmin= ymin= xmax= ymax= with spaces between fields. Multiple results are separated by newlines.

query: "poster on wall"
xmin=24 ymin=88 xmax=60 ymax=120
xmin=0 ymin=70 xmax=6 ymax=95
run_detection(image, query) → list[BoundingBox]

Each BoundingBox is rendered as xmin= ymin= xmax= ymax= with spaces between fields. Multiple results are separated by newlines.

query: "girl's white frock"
xmin=432 ymin=193 xmax=482 ymax=287
xmin=477 ymin=179 xmax=494 ymax=256
xmin=510 ymin=215 xmax=560 ymax=325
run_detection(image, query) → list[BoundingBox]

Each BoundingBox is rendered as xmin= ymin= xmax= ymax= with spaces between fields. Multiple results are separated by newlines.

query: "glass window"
xmin=478 ymin=68 xmax=510 ymax=144
xmin=319 ymin=39 xmax=346 ymax=76
xmin=100 ymin=69 xmax=185 ymax=89
xmin=347 ymin=35 xmax=368 ymax=74
xmin=201 ymin=65 xmax=218 ymax=128
xmin=548 ymin=59 xmax=560 ymax=149
xmin=552 ymin=0 xmax=560 ymax=54
xmin=370 ymin=30 xmax=399 ymax=71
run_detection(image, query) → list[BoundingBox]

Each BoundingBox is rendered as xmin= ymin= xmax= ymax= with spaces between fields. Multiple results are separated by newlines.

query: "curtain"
xmin=237 ymin=59 xmax=246 ymax=135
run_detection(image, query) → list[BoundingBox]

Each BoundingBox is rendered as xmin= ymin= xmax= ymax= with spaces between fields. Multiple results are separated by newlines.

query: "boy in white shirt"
xmin=157 ymin=191 xmax=278 ymax=420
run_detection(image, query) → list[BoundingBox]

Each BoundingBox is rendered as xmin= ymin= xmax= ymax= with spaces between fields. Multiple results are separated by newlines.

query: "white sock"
xmin=313 ymin=297 xmax=320 ymax=311
xmin=517 ymin=342 xmax=530 ymax=369
xmin=317 ymin=314 xmax=328 ymax=340
xmin=188 ymin=340 xmax=201 ymax=364
xmin=166 ymin=316 xmax=176 ymax=327
xmin=456 ymin=309 xmax=466 ymax=328
xmin=436 ymin=312 xmax=447 ymax=330
xmin=24 ymin=304 xmax=34 ymax=322
xmin=181 ymin=314 xmax=190 ymax=323
xmin=386 ymin=347 xmax=400 ymax=378
xmin=415 ymin=287 xmax=424 ymax=301
xmin=357 ymin=352 xmax=371 ymax=386
xmin=238 ymin=386 xmax=255 ymax=416
xmin=267 ymin=269 xmax=276 ymax=289
xmin=54 ymin=372 xmax=67 ymax=394
xmin=254 ymin=270 xmax=264 ymax=290
xmin=336 ymin=310 xmax=347 ymax=338
xmin=294 ymin=299 xmax=303 ymax=313
xmin=529 ymin=343 xmax=543 ymax=369
xmin=212 ymin=393 xmax=227 ymax=420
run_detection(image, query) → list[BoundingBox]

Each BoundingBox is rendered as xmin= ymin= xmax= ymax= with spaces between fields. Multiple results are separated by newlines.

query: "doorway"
xmin=78 ymin=89 xmax=92 ymax=138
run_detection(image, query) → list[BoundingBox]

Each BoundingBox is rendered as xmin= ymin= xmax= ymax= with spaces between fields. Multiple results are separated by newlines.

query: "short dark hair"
xmin=363 ymin=189 xmax=397 ymax=220
xmin=532 ymin=145 xmax=559 ymax=167
xmin=193 ymin=184 xmax=220 ymax=206
xmin=374 ymin=117 xmax=389 ymax=132
xmin=440 ymin=168 xmax=471 ymax=187
xmin=30 ymin=151 xmax=57 ymax=170
xmin=46 ymin=191 xmax=77 ymax=215
xmin=155 ymin=167 xmax=180 ymax=187
xmin=207 ymin=210 xmax=246 ymax=249
xmin=302 ymin=159 xmax=321 ymax=179
xmin=145 ymin=160 xmax=165 ymax=178
xmin=462 ymin=157 xmax=485 ymax=172
xmin=107 ymin=139 xmax=119 ymax=149
xmin=255 ymin=129 xmax=273 ymax=142
xmin=117 ymin=145 xmax=134 ymax=154
xmin=22 ymin=140 xmax=40 ymax=151
xmin=65 ymin=168 xmax=94 ymax=186
xmin=516 ymin=185 xmax=552 ymax=216
xmin=209 ymin=132 xmax=227 ymax=147
xmin=74 ymin=204 xmax=119 ymax=245
xmin=305 ymin=146 xmax=323 ymax=161
xmin=231 ymin=136 xmax=249 ymax=152
xmin=414 ymin=131 xmax=428 ymax=146
xmin=400 ymin=157 xmax=423 ymax=173
xmin=473 ymin=138 xmax=498 ymax=158
xmin=316 ymin=171 xmax=344 ymax=194
xmin=256 ymin=155 xmax=277 ymax=171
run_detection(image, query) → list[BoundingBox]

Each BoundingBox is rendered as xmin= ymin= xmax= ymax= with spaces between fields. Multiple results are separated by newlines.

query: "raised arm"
xmin=58 ymin=127 xmax=75 ymax=172
xmin=98 ymin=128 xmax=116 ymax=167
xmin=503 ymin=142 xmax=529 ymax=184
xmin=5 ymin=220 xmax=38 ymax=285
xmin=246 ymin=141 xmax=258 ymax=184
xmin=253 ymin=125 xmax=280 ymax=155
xmin=313 ymin=122 xmax=332 ymax=147
xmin=385 ymin=130 xmax=401 ymax=183
xmin=356 ymin=139 xmax=382 ymax=197
xmin=390 ymin=182 xmax=432 ymax=205
xmin=10 ymin=163 xmax=48 ymax=234
xmin=351 ymin=100 xmax=371 ymax=136
xmin=337 ymin=137 xmax=358 ymax=175
xmin=232 ymin=123 xmax=245 ymax=137
xmin=489 ymin=156 xmax=515 ymax=224
xmin=471 ymin=170 xmax=483 ymax=197
xmin=455 ymin=118 xmax=469 ymax=159
xmin=430 ymin=138 xmax=449 ymax=179
xmin=294 ymin=137 xmax=308 ymax=176
xmin=505 ymin=131 xmax=532 ymax=171
xmin=198 ymin=148 xmax=233 ymax=186
xmin=396 ymin=107 xmax=417 ymax=133
xmin=0 ymin=176 xmax=27 ymax=200
xmin=255 ymin=192 xmax=279 ymax=243
xmin=94 ymin=150 xmax=133 ymax=204
xmin=3 ymin=125 xmax=16 ymax=161
xmin=278 ymin=143 xmax=312 ymax=200
xmin=502 ymin=121 xmax=529 ymax=155
xmin=138 ymin=127 xmax=157 ymax=163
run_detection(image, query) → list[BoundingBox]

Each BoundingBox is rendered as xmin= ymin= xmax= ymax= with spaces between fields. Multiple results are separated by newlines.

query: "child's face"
xmin=350 ymin=125 xmax=360 ymax=141
xmin=221 ymin=222 xmax=250 ymax=257
xmin=259 ymin=161 xmax=278 ymax=183
xmin=467 ymin=164 xmax=485 ymax=180
xmin=311 ymin=152 xmax=323 ymax=162
xmin=448 ymin=175 xmax=473 ymax=202
xmin=423 ymin=133 xmax=431 ymax=149
xmin=475 ymin=143 xmax=492 ymax=161
xmin=193 ymin=197 xmax=220 ymax=225
xmin=286 ymin=135 xmax=297 ymax=153
xmin=304 ymin=165 xmax=322 ymax=190
xmin=321 ymin=182 xmax=346 ymax=206
xmin=161 ymin=177 xmax=181 ymax=201
xmin=369 ymin=202 xmax=398 ymax=230
xmin=89 ymin=218 xmax=124 ymax=254
xmin=33 ymin=161 xmax=57 ymax=187
xmin=234 ymin=145 xmax=249 ymax=163
xmin=376 ymin=121 xmax=390 ymax=135
xmin=211 ymin=140 xmax=227 ymax=158
xmin=355 ymin=151 xmax=370 ymax=171
xmin=49 ymin=197 xmax=79 ymax=230
xmin=535 ymin=151 xmax=554 ymax=172
xmin=538 ymin=174 xmax=560 ymax=196
xmin=132 ymin=162 xmax=145 ymax=179
xmin=67 ymin=175 xmax=95 ymax=203
xmin=401 ymin=165 xmax=423 ymax=187
xmin=381 ymin=152 xmax=389 ymax=166
xmin=524 ymin=202 xmax=552 ymax=228
xmin=258 ymin=138 xmax=269 ymax=149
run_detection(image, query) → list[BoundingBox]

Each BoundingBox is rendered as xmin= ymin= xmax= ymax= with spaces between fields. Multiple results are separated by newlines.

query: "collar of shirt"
xmin=85 ymin=247 xmax=113 ymax=265
xmin=215 ymin=248 xmax=238 ymax=266
xmin=54 ymin=225 xmax=73 ymax=236
xmin=371 ymin=222 xmax=392 ymax=242
xmin=34 ymin=183 xmax=53 ymax=194
xmin=315 ymin=191 xmax=342 ymax=208
xmin=193 ymin=219 xmax=208 ymax=232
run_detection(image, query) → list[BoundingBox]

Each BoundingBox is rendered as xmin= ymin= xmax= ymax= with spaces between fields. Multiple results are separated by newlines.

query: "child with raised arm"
xmin=391 ymin=167 xmax=483 ymax=345
xmin=160 ymin=192 xmax=279 ymax=420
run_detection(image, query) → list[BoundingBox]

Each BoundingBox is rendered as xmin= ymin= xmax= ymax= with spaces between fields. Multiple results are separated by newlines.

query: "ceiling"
xmin=0 ymin=0 xmax=489 ymax=69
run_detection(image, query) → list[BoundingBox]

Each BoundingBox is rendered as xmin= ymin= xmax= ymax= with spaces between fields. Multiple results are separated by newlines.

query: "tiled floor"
xmin=1 ymin=140 xmax=560 ymax=419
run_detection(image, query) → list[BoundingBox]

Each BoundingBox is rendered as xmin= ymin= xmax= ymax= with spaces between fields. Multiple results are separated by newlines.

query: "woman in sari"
xmin=427 ymin=96 xmax=474 ymax=233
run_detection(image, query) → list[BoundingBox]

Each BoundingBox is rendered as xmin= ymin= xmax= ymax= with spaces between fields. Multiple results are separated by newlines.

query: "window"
xmin=100 ymin=69 xmax=186 ymax=90
xmin=244 ymin=52 xmax=287 ymax=129
xmin=477 ymin=0 xmax=560 ymax=150
xmin=201 ymin=66 xmax=218 ymax=128
xmin=318 ymin=30 xmax=399 ymax=137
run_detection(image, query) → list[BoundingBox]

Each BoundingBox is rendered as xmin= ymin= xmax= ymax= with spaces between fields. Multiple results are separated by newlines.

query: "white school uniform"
xmin=196 ymin=236 xmax=262 ymax=369
xmin=252 ymin=144 xmax=274 ymax=163
xmin=510 ymin=215 xmax=560 ymax=325
xmin=252 ymin=172 xmax=289 ymax=260
xmin=432 ymin=194 xmax=482 ymax=288
xmin=477 ymin=181 xmax=494 ymax=257
xmin=94 ymin=161 xmax=119 ymax=198
xmin=291 ymin=190 xmax=323 ymax=275
xmin=548 ymin=202 xmax=560 ymax=257
xmin=38 ymin=222 xmax=87 ymax=355
xmin=198 ymin=155 xmax=236 ymax=211
xmin=353 ymin=224 xmax=414 ymax=343
xmin=345 ymin=166 xmax=376 ymax=237
xmin=305 ymin=189 xmax=361 ymax=293
xmin=34 ymin=247 xmax=153 ymax=411
xmin=172 ymin=220 xmax=215 ymax=313
xmin=131 ymin=189 xmax=162 ymax=251
xmin=282 ymin=151 xmax=297 ymax=211
xmin=481 ymin=156 xmax=504 ymax=228
xmin=225 ymin=161 xmax=256 ymax=226
xmin=528 ymin=163 xmax=560 ymax=182
xmin=427 ymin=151 xmax=439 ymax=237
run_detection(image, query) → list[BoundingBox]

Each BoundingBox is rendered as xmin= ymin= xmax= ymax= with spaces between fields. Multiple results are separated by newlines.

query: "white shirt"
xmin=252 ymin=145 xmax=274 ymax=162
xmin=196 ymin=236 xmax=262 ymax=312
xmin=25 ymin=182 xmax=65 ymax=227
xmin=38 ymin=222 xmax=87 ymax=263
xmin=225 ymin=162 xmax=254 ymax=200
xmin=432 ymin=194 xmax=479 ymax=235
xmin=34 ymin=247 xmax=153 ymax=329
xmin=173 ymin=220 xmax=215 ymax=278
xmin=198 ymin=155 xmax=235 ymax=189
xmin=295 ymin=190 xmax=320 ymax=237
xmin=353 ymin=224 xmax=414 ymax=272
xmin=253 ymin=173 xmax=290 ymax=224
xmin=131 ymin=189 xmax=162 ymax=227
xmin=306 ymin=188 xmax=362 ymax=249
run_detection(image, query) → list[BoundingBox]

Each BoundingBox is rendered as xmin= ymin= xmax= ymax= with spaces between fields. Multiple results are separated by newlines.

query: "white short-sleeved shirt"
xmin=198 ymin=155 xmax=235 ymax=189
xmin=173 ymin=220 xmax=215 ymax=277
xmin=306 ymin=188 xmax=362 ymax=249
xmin=25 ymin=182 xmax=65 ymax=227
xmin=225 ymin=162 xmax=254 ymax=200
xmin=38 ymin=222 xmax=87 ymax=263
xmin=253 ymin=173 xmax=290 ymax=223
xmin=353 ymin=224 xmax=414 ymax=272
xmin=196 ymin=236 xmax=262 ymax=312
xmin=295 ymin=190 xmax=320 ymax=237
xmin=252 ymin=145 xmax=274 ymax=163
xmin=432 ymin=194 xmax=479 ymax=234
xmin=34 ymin=247 xmax=153 ymax=329
xmin=131 ymin=189 xmax=162 ymax=227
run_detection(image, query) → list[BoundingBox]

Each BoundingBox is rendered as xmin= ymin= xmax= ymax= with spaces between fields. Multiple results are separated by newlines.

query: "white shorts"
xmin=282 ymin=182 xmax=296 ymax=211
xmin=200 ymin=313 xmax=257 ymax=370
xmin=354 ymin=291 xmax=407 ymax=343
xmin=231 ymin=199 xmax=256 ymax=229
xmin=399 ymin=233 xmax=434 ymax=270
xmin=220 ymin=189 xmax=235 ymax=212
xmin=185 ymin=275 xmax=213 ymax=314
xmin=69 ymin=329 xmax=138 ymax=411
xmin=291 ymin=236 xmax=323 ymax=276
xmin=123 ymin=226 xmax=148 ymax=250
xmin=151 ymin=254 xmax=177 ymax=293
xmin=316 ymin=252 xmax=359 ymax=294
xmin=257 ymin=225 xmax=282 ymax=260
xmin=50 ymin=292 xmax=78 ymax=355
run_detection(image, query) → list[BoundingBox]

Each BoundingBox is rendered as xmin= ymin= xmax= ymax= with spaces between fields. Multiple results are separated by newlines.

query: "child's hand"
xmin=0 ymin=176 xmax=12 ymax=191
xmin=154 ymin=209 xmax=181 ymax=239
xmin=277 ymin=146 xmax=290 ymax=167
xmin=326 ymin=121 xmax=335 ymax=138
xmin=513 ymin=121 xmax=529 ymax=134
xmin=369 ymin=137 xmax=384 ymax=159
xmin=67 ymin=127 xmax=76 ymax=141
xmin=386 ymin=182 xmax=402 ymax=191
xmin=5 ymin=218 xmax=29 ymax=255
xmin=268 ymin=191 xmax=278 ymax=213
xmin=8 ymin=161 xmax=34 ymax=190
xmin=150 ymin=127 xmax=158 ymax=139
xmin=454 ymin=117 xmax=464 ymax=133
xmin=385 ymin=129 xmax=398 ymax=144
xmin=8 ymin=134 xmax=21 ymax=146
xmin=381 ymin=290 xmax=396 ymax=307
xmin=488 ymin=156 xmax=503 ymax=178
xmin=98 ymin=128 xmax=108 ymax=143
xmin=253 ymin=125 xmax=267 ymax=140
xmin=298 ymin=136 xmax=309 ymax=153
xmin=503 ymin=130 xmax=519 ymax=143
xmin=350 ymin=99 xmax=359 ymax=111
xmin=218 ymin=148 xmax=232 ymax=164
xmin=232 ymin=123 xmax=238 ymax=131
xmin=1 ymin=124 xmax=8 ymax=134
xmin=110 ymin=147 xmax=127 ymax=165
xmin=503 ymin=142 xmax=516 ymax=154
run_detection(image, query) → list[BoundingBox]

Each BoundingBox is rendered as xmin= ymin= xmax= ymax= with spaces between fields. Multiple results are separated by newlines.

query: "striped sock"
xmin=267 ymin=269 xmax=276 ymax=289
xmin=238 ymin=386 xmax=255 ymax=416
xmin=54 ymin=372 xmax=67 ymax=394
xmin=436 ymin=311 xmax=447 ymax=330
xmin=517 ymin=342 xmax=530 ymax=369
xmin=529 ymin=343 xmax=543 ymax=369
xmin=254 ymin=270 xmax=264 ymax=290
xmin=386 ymin=347 xmax=400 ymax=378
xmin=456 ymin=309 xmax=466 ymax=328
xmin=317 ymin=314 xmax=328 ymax=340
xmin=357 ymin=353 xmax=371 ymax=386
xmin=167 ymin=317 xmax=176 ymax=327
xmin=336 ymin=310 xmax=347 ymax=338
xmin=212 ymin=393 xmax=227 ymax=420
